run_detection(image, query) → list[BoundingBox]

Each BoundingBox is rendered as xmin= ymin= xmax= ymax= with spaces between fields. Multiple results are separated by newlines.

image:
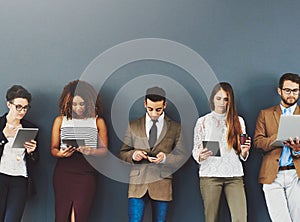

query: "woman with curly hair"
xmin=51 ymin=80 xmax=108 ymax=222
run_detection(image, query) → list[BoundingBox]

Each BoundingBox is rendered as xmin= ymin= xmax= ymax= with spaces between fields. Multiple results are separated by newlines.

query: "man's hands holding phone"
xmin=132 ymin=150 xmax=165 ymax=164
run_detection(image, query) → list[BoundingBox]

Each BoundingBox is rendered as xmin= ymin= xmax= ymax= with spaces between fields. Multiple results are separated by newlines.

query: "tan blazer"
xmin=254 ymin=105 xmax=300 ymax=184
xmin=119 ymin=115 xmax=184 ymax=201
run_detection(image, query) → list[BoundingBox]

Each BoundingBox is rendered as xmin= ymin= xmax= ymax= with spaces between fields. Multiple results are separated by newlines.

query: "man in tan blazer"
xmin=254 ymin=73 xmax=300 ymax=222
xmin=119 ymin=87 xmax=185 ymax=222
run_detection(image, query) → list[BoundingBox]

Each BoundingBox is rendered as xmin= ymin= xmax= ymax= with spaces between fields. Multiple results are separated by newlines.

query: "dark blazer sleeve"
xmin=0 ymin=115 xmax=9 ymax=157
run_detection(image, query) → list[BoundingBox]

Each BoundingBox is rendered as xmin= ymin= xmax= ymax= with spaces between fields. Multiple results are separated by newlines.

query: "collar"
xmin=280 ymin=103 xmax=297 ymax=114
xmin=145 ymin=112 xmax=165 ymax=124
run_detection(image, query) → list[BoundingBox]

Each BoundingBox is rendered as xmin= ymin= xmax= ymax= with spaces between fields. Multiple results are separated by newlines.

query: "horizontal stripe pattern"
xmin=61 ymin=117 xmax=98 ymax=148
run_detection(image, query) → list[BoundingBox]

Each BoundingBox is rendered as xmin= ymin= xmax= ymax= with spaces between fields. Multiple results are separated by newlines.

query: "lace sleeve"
xmin=192 ymin=117 xmax=205 ymax=164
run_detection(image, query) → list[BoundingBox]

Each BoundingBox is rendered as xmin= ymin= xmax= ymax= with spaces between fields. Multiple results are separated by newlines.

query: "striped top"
xmin=60 ymin=117 xmax=98 ymax=149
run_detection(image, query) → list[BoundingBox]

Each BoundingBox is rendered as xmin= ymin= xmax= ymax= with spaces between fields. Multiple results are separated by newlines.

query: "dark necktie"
xmin=148 ymin=120 xmax=158 ymax=149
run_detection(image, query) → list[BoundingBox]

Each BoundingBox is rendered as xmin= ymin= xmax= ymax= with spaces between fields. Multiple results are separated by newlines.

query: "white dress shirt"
xmin=145 ymin=112 xmax=165 ymax=140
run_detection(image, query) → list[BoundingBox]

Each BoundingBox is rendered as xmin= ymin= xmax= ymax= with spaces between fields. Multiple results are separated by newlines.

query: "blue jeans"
xmin=0 ymin=173 xmax=28 ymax=222
xmin=128 ymin=194 xmax=169 ymax=222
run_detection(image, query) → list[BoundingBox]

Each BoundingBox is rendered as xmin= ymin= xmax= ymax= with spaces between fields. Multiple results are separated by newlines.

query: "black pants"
xmin=0 ymin=173 xmax=28 ymax=222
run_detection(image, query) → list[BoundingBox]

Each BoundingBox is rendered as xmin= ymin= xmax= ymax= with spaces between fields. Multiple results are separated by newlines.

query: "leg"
xmin=223 ymin=177 xmax=247 ymax=222
xmin=200 ymin=177 xmax=223 ymax=222
xmin=263 ymin=171 xmax=292 ymax=222
xmin=151 ymin=199 xmax=168 ymax=222
xmin=71 ymin=207 xmax=75 ymax=222
xmin=4 ymin=176 xmax=27 ymax=222
xmin=0 ymin=174 xmax=9 ymax=222
xmin=284 ymin=170 xmax=300 ymax=221
xmin=128 ymin=198 xmax=146 ymax=222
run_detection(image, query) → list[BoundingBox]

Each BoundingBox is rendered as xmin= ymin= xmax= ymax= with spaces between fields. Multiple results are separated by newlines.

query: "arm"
xmin=254 ymin=110 xmax=278 ymax=152
xmin=119 ymin=124 xmax=136 ymax=163
xmin=51 ymin=116 xmax=75 ymax=158
xmin=119 ymin=123 xmax=148 ymax=163
xmin=192 ymin=118 xmax=212 ymax=164
xmin=77 ymin=117 xmax=108 ymax=156
xmin=25 ymin=138 xmax=39 ymax=162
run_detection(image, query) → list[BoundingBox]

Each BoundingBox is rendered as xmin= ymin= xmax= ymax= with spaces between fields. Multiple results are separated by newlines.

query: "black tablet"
xmin=202 ymin=141 xmax=221 ymax=156
xmin=12 ymin=128 xmax=39 ymax=148
xmin=62 ymin=139 xmax=85 ymax=148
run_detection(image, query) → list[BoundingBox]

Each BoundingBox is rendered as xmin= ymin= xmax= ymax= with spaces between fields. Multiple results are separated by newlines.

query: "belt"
xmin=279 ymin=165 xmax=295 ymax=171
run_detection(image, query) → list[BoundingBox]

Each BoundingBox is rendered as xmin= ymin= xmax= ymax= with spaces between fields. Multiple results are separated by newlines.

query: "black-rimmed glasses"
xmin=282 ymin=88 xmax=300 ymax=95
xmin=10 ymin=102 xmax=31 ymax=112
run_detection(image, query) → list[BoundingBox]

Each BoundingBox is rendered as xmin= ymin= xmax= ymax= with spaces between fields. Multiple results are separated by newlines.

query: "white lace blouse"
xmin=192 ymin=111 xmax=248 ymax=177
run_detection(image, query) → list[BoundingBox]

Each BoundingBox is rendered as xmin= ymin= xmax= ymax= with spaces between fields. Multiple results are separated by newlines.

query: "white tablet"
xmin=11 ymin=128 xmax=39 ymax=148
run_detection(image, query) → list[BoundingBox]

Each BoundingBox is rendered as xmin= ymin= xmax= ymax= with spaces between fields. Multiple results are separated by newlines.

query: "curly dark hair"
xmin=59 ymin=80 xmax=102 ymax=119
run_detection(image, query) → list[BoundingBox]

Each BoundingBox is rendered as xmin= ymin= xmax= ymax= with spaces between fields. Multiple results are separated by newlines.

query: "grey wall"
xmin=1 ymin=0 xmax=300 ymax=221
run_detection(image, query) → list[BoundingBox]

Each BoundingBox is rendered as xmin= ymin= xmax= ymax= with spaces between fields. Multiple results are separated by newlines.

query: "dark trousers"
xmin=0 ymin=173 xmax=28 ymax=222
xmin=128 ymin=193 xmax=169 ymax=222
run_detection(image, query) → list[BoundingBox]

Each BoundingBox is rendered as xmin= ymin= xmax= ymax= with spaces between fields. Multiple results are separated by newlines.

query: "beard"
xmin=281 ymin=95 xmax=299 ymax=106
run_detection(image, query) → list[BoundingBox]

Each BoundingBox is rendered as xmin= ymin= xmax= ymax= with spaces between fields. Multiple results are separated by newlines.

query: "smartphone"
xmin=147 ymin=152 xmax=157 ymax=160
xmin=149 ymin=156 xmax=158 ymax=160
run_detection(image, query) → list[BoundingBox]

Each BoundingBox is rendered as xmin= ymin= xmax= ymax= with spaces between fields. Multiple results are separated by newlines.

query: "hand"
xmin=241 ymin=137 xmax=251 ymax=158
xmin=24 ymin=140 xmax=37 ymax=154
xmin=198 ymin=148 xmax=213 ymax=162
xmin=133 ymin=150 xmax=148 ymax=162
xmin=59 ymin=147 xmax=76 ymax=158
xmin=148 ymin=152 xmax=165 ymax=164
xmin=77 ymin=146 xmax=94 ymax=155
xmin=283 ymin=137 xmax=300 ymax=152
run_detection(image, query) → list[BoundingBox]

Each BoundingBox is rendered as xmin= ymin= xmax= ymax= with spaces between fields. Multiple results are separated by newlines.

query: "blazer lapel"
xmin=137 ymin=115 xmax=149 ymax=148
xmin=273 ymin=105 xmax=281 ymax=126
xmin=294 ymin=105 xmax=300 ymax=114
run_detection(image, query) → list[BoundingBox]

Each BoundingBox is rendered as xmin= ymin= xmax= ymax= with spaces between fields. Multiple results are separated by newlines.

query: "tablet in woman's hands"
xmin=202 ymin=141 xmax=221 ymax=156
xmin=12 ymin=128 xmax=39 ymax=148
xmin=62 ymin=139 xmax=85 ymax=148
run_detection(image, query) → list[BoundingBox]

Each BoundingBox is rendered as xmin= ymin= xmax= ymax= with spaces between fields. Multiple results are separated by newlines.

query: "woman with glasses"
xmin=51 ymin=80 xmax=108 ymax=222
xmin=192 ymin=82 xmax=251 ymax=222
xmin=0 ymin=85 xmax=38 ymax=222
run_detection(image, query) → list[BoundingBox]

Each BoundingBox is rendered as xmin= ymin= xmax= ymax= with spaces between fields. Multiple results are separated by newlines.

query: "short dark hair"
xmin=145 ymin=87 xmax=166 ymax=102
xmin=6 ymin=85 xmax=32 ymax=103
xmin=279 ymin=73 xmax=300 ymax=89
